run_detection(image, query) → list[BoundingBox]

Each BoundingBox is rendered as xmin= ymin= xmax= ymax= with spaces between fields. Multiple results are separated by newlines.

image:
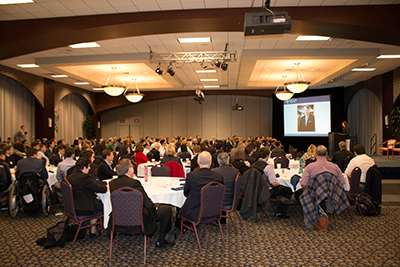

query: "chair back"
xmin=350 ymin=167 xmax=361 ymax=198
xmin=305 ymin=158 xmax=316 ymax=167
xmin=164 ymin=161 xmax=185 ymax=178
xmin=178 ymin=152 xmax=191 ymax=161
xmin=288 ymin=146 xmax=297 ymax=159
xmin=388 ymin=139 xmax=396 ymax=149
xmin=146 ymin=152 xmax=154 ymax=161
xmin=274 ymin=156 xmax=289 ymax=168
xmin=230 ymin=174 xmax=242 ymax=211
xmin=60 ymin=179 xmax=77 ymax=220
xmin=295 ymin=151 xmax=305 ymax=160
xmin=198 ymin=182 xmax=225 ymax=224
xmin=151 ymin=165 xmax=170 ymax=177
xmin=343 ymin=155 xmax=354 ymax=172
xmin=111 ymin=187 xmax=144 ymax=231
xmin=270 ymin=151 xmax=282 ymax=158
xmin=17 ymin=171 xmax=42 ymax=189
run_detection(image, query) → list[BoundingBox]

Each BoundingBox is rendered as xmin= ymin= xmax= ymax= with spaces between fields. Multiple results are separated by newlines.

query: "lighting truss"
xmin=149 ymin=51 xmax=237 ymax=64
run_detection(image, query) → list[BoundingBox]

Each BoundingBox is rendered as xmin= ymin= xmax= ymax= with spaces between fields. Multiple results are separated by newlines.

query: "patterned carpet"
xmin=1 ymin=205 xmax=399 ymax=267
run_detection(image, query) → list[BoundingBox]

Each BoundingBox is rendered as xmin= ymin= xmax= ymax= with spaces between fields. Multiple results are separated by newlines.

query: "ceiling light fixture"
xmin=203 ymin=85 xmax=220 ymax=88
xmin=284 ymin=63 xmax=310 ymax=94
xmin=74 ymin=82 xmax=89 ymax=85
xmin=69 ymin=42 xmax=100 ymax=49
xmin=166 ymin=63 xmax=175 ymax=76
xmin=351 ymin=68 xmax=376 ymax=72
xmin=275 ymin=75 xmax=294 ymax=101
xmin=220 ymin=62 xmax=228 ymax=71
xmin=124 ymin=78 xmax=144 ymax=103
xmin=51 ymin=74 xmax=68 ymax=78
xmin=0 ymin=0 xmax=34 ymax=4
xmin=155 ymin=63 xmax=163 ymax=75
xmin=178 ymin=37 xmax=211 ymax=43
xmin=92 ymin=88 xmax=104 ymax=91
xmin=377 ymin=55 xmax=400 ymax=59
xmin=102 ymin=67 xmax=126 ymax=96
xmin=296 ymin=36 xmax=331 ymax=41
xmin=195 ymin=69 xmax=217 ymax=73
xmin=17 ymin=64 xmax=39 ymax=68
xmin=200 ymin=79 xmax=218 ymax=82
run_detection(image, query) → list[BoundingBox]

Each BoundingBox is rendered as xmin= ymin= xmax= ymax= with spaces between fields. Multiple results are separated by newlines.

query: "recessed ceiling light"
xmin=203 ymin=85 xmax=220 ymax=88
xmin=92 ymin=88 xmax=104 ymax=91
xmin=0 ymin=0 xmax=34 ymax=4
xmin=69 ymin=42 xmax=100 ymax=49
xmin=74 ymin=82 xmax=89 ymax=85
xmin=17 ymin=64 xmax=39 ymax=68
xmin=265 ymin=69 xmax=269 ymax=72
xmin=178 ymin=37 xmax=211 ymax=43
xmin=377 ymin=55 xmax=400 ymax=59
xmin=200 ymin=79 xmax=218 ymax=82
xmin=296 ymin=36 xmax=331 ymax=41
xmin=351 ymin=68 xmax=376 ymax=72
xmin=50 ymin=74 xmax=68 ymax=78
xmin=195 ymin=69 xmax=217 ymax=73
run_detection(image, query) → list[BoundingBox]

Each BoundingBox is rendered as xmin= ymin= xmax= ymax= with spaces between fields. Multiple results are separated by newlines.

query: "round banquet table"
xmin=97 ymin=176 xmax=186 ymax=228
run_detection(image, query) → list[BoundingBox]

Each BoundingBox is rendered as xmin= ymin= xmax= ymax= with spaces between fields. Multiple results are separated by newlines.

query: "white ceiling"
xmin=1 ymin=0 xmax=400 ymax=93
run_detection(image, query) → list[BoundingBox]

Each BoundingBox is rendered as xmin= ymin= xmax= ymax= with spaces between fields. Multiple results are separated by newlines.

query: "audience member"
xmin=160 ymin=146 xmax=182 ymax=166
xmin=109 ymin=159 xmax=174 ymax=248
xmin=51 ymin=144 xmax=66 ymax=166
xmin=331 ymin=141 xmax=354 ymax=171
xmin=16 ymin=148 xmax=48 ymax=179
xmin=231 ymin=149 xmax=250 ymax=175
xmin=55 ymin=147 xmax=76 ymax=185
xmin=190 ymin=145 xmax=201 ymax=171
xmin=0 ymin=151 xmax=12 ymax=193
xmin=344 ymin=144 xmax=375 ymax=184
xmin=134 ymin=143 xmax=148 ymax=166
xmin=97 ymin=149 xmax=117 ymax=180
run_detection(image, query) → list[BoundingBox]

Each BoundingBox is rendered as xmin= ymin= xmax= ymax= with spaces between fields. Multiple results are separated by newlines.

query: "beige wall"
xmin=101 ymin=95 xmax=273 ymax=141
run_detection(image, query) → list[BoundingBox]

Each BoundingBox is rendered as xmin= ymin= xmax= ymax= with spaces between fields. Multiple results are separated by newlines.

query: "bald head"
xmin=197 ymin=151 xmax=212 ymax=168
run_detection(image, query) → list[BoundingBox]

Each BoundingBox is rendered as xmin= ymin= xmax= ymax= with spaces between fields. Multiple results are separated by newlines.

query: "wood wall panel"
xmin=143 ymin=102 xmax=158 ymax=137
xmin=260 ymin=97 xmax=273 ymax=136
xmin=231 ymin=95 xmax=247 ymax=138
xmin=158 ymin=99 xmax=173 ymax=138
xmin=186 ymin=98 xmax=202 ymax=138
xmin=216 ymin=95 xmax=232 ymax=139
xmin=246 ymin=96 xmax=261 ymax=137
xmin=202 ymin=96 xmax=217 ymax=139
xmin=172 ymin=97 xmax=187 ymax=137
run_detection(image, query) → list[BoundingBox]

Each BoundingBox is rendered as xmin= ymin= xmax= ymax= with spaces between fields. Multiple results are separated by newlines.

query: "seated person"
xmin=344 ymin=144 xmax=375 ymax=186
xmin=190 ymin=145 xmax=201 ymax=171
xmin=231 ymin=150 xmax=250 ymax=175
xmin=2 ymin=145 xmax=15 ymax=168
xmin=0 ymin=151 xmax=12 ymax=193
xmin=56 ymin=147 xmax=76 ymax=183
xmin=150 ymin=144 xmax=161 ymax=162
xmin=251 ymin=147 xmax=294 ymax=219
xmin=134 ymin=143 xmax=148 ymax=166
xmin=97 ymin=149 xmax=117 ymax=181
xmin=109 ymin=159 xmax=174 ymax=248
xmin=300 ymin=144 xmax=317 ymax=167
xmin=16 ymin=148 xmax=48 ymax=180
xmin=271 ymin=140 xmax=285 ymax=157
xmin=50 ymin=144 xmax=66 ymax=166
xmin=160 ymin=146 xmax=182 ymax=166
xmin=37 ymin=144 xmax=50 ymax=167
xmin=331 ymin=141 xmax=354 ymax=171
xmin=181 ymin=152 xmax=224 ymax=222
xmin=67 ymin=157 xmax=107 ymax=235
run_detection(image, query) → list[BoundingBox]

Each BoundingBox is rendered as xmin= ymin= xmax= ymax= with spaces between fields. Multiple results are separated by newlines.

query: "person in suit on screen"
xmin=298 ymin=105 xmax=315 ymax=132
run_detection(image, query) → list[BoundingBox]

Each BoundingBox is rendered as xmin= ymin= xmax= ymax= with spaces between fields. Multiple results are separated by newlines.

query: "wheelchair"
xmin=8 ymin=170 xmax=51 ymax=218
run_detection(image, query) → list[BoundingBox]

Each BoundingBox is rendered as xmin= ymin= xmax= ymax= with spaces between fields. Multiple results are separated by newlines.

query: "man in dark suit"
xmin=14 ymin=125 xmax=26 ymax=142
xmin=97 ymin=149 xmax=117 ymax=181
xmin=150 ymin=144 xmax=161 ymax=162
xmin=67 ymin=157 xmax=107 ymax=235
xmin=298 ymin=105 xmax=315 ymax=131
xmin=50 ymin=144 xmax=66 ymax=166
xmin=181 ymin=151 xmax=224 ymax=223
xmin=331 ymin=141 xmax=354 ymax=171
xmin=0 ymin=151 xmax=12 ymax=194
xmin=271 ymin=140 xmax=286 ymax=157
xmin=45 ymin=139 xmax=56 ymax=159
xmin=212 ymin=143 xmax=223 ymax=168
xmin=16 ymin=148 xmax=48 ymax=179
xmin=109 ymin=159 xmax=174 ymax=248
xmin=160 ymin=146 xmax=182 ymax=166
xmin=244 ymin=145 xmax=256 ymax=165
xmin=211 ymin=152 xmax=240 ymax=223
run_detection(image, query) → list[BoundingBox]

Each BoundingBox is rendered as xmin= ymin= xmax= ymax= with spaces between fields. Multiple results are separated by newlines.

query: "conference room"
xmin=1 ymin=1 xmax=400 ymax=266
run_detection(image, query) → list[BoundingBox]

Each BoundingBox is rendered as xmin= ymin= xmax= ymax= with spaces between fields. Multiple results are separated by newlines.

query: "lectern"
xmin=328 ymin=132 xmax=345 ymax=157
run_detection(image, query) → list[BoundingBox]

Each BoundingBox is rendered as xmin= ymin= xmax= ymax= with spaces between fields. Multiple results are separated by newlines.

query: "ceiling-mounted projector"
xmin=231 ymin=103 xmax=243 ymax=111
xmin=244 ymin=10 xmax=291 ymax=36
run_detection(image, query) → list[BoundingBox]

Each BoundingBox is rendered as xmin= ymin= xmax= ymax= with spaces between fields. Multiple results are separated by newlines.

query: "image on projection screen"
xmin=284 ymin=95 xmax=331 ymax=137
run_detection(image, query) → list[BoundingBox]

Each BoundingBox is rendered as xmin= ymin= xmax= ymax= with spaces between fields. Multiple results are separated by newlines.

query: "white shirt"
xmin=345 ymin=154 xmax=375 ymax=183
xmin=143 ymin=147 xmax=151 ymax=155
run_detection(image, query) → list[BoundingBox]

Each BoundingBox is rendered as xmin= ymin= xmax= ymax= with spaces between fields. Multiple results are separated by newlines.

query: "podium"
xmin=328 ymin=132 xmax=345 ymax=157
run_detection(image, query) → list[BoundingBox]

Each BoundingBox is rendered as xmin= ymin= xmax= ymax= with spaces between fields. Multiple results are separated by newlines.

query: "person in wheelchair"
xmin=9 ymin=148 xmax=51 ymax=217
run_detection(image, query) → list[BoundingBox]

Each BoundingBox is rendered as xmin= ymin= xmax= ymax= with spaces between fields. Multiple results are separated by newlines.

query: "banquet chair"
xmin=270 ymin=151 xmax=283 ymax=158
xmin=180 ymin=182 xmax=226 ymax=253
xmin=151 ymin=165 xmax=170 ymax=177
xmin=392 ymin=143 xmax=400 ymax=160
xmin=178 ymin=152 xmax=191 ymax=161
xmin=295 ymin=151 xmax=305 ymax=160
xmin=0 ymin=191 xmax=9 ymax=207
xmin=288 ymin=146 xmax=297 ymax=159
xmin=164 ymin=161 xmax=185 ymax=178
xmin=274 ymin=156 xmax=289 ymax=168
xmin=60 ymin=179 xmax=104 ymax=250
xmin=305 ymin=158 xmax=316 ymax=167
xmin=221 ymin=174 xmax=243 ymax=234
xmin=343 ymin=155 xmax=354 ymax=172
xmin=109 ymin=187 xmax=149 ymax=266
xmin=379 ymin=139 xmax=396 ymax=159
xmin=349 ymin=167 xmax=363 ymax=216
xmin=52 ymin=172 xmax=65 ymax=211
xmin=146 ymin=152 xmax=154 ymax=161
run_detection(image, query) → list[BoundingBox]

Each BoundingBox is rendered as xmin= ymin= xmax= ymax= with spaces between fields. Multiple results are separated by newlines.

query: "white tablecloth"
xmin=137 ymin=161 xmax=191 ymax=178
xmin=97 ymin=176 xmax=186 ymax=228
xmin=11 ymin=165 xmax=58 ymax=190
